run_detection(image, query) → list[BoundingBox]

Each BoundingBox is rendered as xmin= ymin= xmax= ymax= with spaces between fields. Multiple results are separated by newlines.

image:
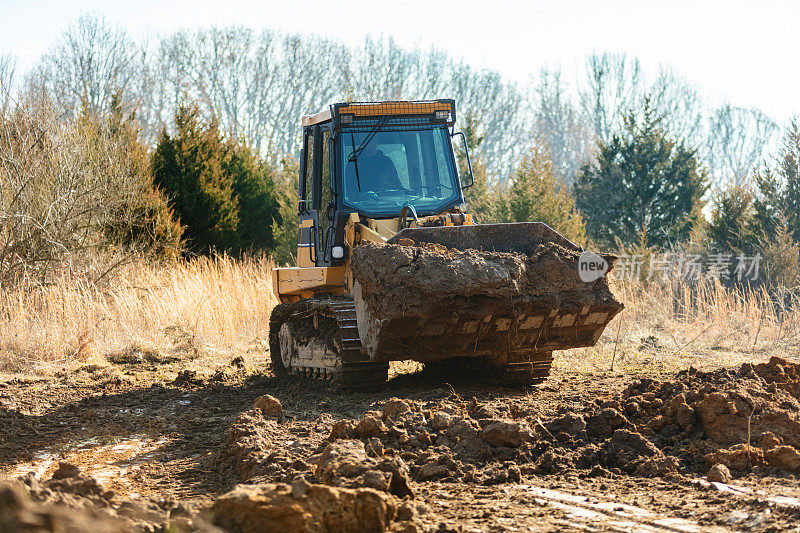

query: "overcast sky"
xmin=1 ymin=0 xmax=798 ymax=123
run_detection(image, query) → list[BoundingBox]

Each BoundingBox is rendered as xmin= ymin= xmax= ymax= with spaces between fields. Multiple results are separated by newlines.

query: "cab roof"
xmin=301 ymin=99 xmax=456 ymax=128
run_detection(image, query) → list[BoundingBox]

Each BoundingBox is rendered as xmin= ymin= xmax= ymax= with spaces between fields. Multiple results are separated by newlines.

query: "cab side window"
xmin=319 ymin=130 xmax=333 ymax=217
xmin=301 ymin=130 xmax=313 ymax=209
xmin=316 ymin=130 xmax=334 ymax=255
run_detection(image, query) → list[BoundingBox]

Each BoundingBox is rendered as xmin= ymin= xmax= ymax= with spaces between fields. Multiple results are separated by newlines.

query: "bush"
xmin=99 ymin=94 xmax=183 ymax=259
xmin=759 ymin=221 xmax=800 ymax=289
xmin=0 ymin=90 xmax=182 ymax=286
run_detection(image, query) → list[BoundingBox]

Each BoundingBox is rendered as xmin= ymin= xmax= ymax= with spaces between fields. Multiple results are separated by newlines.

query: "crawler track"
xmin=268 ymin=298 xmax=388 ymax=390
xmin=270 ymin=298 xmax=555 ymax=390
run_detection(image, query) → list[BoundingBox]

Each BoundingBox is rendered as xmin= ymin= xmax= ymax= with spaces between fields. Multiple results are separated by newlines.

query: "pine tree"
xmin=574 ymin=100 xmax=707 ymax=249
xmin=224 ymin=142 xmax=281 ymax=252
xmin=707 ymin=185 xmax=759 ymax=254
xmin=754 ymin=121 xmax=800 ymax=243
xmin=507 ymin=142 xmax=586 ymax=245
xmin=152 ymin=105 xmax=239 ymax=254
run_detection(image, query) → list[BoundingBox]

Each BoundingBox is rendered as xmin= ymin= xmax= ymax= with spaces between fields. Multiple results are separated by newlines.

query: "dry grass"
xmin=558 ymin=277 xmax=800 ymax=375
xmin=2 ymin=258 xmax=798 ymax=377
xmin=0 ymin=256 xmax=278 ymax=374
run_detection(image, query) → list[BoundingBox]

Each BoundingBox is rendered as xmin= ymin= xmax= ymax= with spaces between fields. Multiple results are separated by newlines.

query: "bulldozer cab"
xmin=297 ymin=100 xmax=473 ymax=267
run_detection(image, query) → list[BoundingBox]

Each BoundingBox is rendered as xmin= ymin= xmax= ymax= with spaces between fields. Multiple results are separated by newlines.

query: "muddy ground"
xmin=3 ymin=354 xmax=800 ymax=532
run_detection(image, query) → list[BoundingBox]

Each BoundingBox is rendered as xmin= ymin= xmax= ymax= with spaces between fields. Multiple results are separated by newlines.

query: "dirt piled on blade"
xmin=351 ymin=241 xmax=619 ymax=318
xmin=351 ymin=241 xmax=623 ymax=361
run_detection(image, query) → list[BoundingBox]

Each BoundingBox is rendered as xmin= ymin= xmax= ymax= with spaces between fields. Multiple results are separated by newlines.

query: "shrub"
xmin=506 ymin=143 xmax=586 ymax=245
xmin=0 ymin=90 xmax=181 ymax=286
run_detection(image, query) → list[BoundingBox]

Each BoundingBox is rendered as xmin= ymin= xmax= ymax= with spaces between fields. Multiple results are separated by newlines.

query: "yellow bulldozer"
xmin=270 ymin=100 xmax=623 ymax=389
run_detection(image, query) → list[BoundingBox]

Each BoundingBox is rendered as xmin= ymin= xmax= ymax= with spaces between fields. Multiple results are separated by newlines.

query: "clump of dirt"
xmin=214 ymin=409 xmax=281 ymax=485
xmin=211 ymin=478 xmax=422 ymax=533
xmin=2 ymin=465 xmax=215 ymax=532
xmin=315 ymin=439 xmax=414 ymax=498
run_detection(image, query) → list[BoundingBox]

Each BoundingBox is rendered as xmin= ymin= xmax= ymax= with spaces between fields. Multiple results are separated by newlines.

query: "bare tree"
xmin=153 ymin=27 xmax=349 ymax=159
xmin=0 ymin=54 xmax=15 ymax=111
xmin=448 ymin=63 xmax=529 ymax=178
xmin=35 ymin=13 xmax=145 ymax=120
xmin=0 ymin=88 xmax=170 ymax=286
xmin=530 ymin=68 xmax=594 ymax=185
xmin=648 ymin=67 xmax=704 ymax=144
xmin=347 ymin=36 xmax=419 ymax=100
xmin=706 ymin=104 xmax=779 ymax=190
xmin=579 ymin=52 xmax=644 ymax=143
xmin=24 ymin=16 xmax=787 ymax=190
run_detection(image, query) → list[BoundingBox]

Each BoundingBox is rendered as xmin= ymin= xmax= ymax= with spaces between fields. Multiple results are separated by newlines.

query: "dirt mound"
xmin=617 ymin=356 xmax=800 ymax=474
xmin=211 ymin=478 xmax=421 ymax=533
xmin=214 ymin=409 xmax=281 ymax=485
xmin=1 ymin=468 xmax=215 ymax=532
xmin=0 ymin=481 xmax=124 ymax=533
xmin=297 ymin=357 xmax=800 ymax=484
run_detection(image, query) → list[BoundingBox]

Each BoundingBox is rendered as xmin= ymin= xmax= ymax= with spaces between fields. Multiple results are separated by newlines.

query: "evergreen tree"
xmin=754 ymin=120 xmax=800 ymax=243
xmin=706 ymin=185 xmax=759 ymax=254
xmin=93 ymin=92 xmax=183 ymax=259
xmin=507 ymin=143 xmax=586 ymax=245
xmin=272 ymin=158 xmax=301 ymax=266
xmin=574 ymin=100 xmax=707 ymax=249
xmin=152 ymin=106 xmax=240 ymax=254
xmin=224 ymin=142 xmax=281 ymax=252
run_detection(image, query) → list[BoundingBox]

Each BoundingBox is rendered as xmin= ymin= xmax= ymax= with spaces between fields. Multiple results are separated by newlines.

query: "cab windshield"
xmin=339 ymin=126 xmax=460 ymax=217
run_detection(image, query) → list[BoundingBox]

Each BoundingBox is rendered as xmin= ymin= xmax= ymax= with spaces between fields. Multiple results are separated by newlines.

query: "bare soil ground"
xmin=3 ymin=353 xmax=800 ymax=532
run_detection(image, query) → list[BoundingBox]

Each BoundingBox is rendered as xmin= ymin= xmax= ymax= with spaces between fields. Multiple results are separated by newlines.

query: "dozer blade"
xmin=350 ymin=223 xmax=623 ymax=368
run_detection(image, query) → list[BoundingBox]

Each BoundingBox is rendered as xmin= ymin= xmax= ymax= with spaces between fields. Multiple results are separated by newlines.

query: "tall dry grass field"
xmin=0 ymin=256 xmax=278 ymax=373
xmin=558 ymin=277 xmax=800 ymax=374
xmin=2 ymin=258 xmax=798 ymax=376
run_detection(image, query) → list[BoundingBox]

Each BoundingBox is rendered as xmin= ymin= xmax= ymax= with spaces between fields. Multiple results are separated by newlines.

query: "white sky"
xmin=1 ymin=0 xmax=798 ymax=124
